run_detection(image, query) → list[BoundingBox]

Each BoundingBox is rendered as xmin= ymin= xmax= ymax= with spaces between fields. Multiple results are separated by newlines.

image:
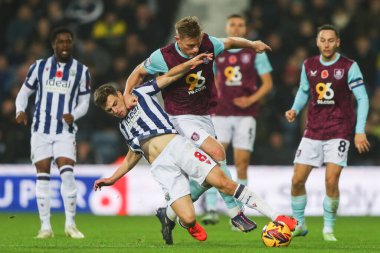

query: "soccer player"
xmin=123 ymin=16 xmax=271 ymax=230
xmin=285 ymin=24 xmax=370 ymax=241
xmin=206 ymin=14 xmax=273 ymax=224
xmin=15 ymin=27 xmax=91 ymax=239
xmin=93 ymin=53 xmax=297 ymax=244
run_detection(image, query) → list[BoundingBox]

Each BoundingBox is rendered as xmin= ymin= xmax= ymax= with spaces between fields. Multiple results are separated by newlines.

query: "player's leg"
xmin=54 ymin=133 xmax=84 ymax=239
xmin=202 ymin=116 xmax=232 ymax=225
xmin=204 ymin=165 xmax=297 ymax=231
xmin=322 ymin=138 xmax=349 ymax=241
xmin=232 ymin=116 xmax=256 ymax=188
xmin=34 ymin=158 xmax=54 ymax=238
xmin=291 ymin=163 xmax=312 ymax=236
xmin=291 ymin=137 xmax=323 ymax=237
xmin=322 ymin=163 xmax=342 ymax=241
xmin=171 ymin=195 xmax=207 ymax=241
xmin=31 ymin=133 xmax=54 ymax=239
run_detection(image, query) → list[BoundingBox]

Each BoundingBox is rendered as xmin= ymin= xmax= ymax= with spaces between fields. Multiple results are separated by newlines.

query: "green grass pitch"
xmin=1 ymin=214 xmax=379 ymax=253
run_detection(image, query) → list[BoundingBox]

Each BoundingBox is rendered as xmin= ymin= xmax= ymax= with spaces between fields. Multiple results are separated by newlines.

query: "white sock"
xmin=36 ymin=173 xmax=51 ymax=230
xmin=60 ymin=165 xmax=77 ymax=228
xmin=166 ymin=205 xmax=177 ymax=222
xmin=233 ymin=184 xmax=278 ymax=220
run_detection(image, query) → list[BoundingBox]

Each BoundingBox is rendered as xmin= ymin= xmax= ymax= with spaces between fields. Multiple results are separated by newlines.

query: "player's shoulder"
xmin=72 ymin=58 xmax=89 ymax=70
xmin=338 ymin=54 xmax=355 ymax=65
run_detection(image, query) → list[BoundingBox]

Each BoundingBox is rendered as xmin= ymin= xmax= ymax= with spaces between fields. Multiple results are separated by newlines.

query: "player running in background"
xmin=93 ymin=53 xmax=297 ymax=244
xmin=205 ymin=14 xmax=273 ymax=225
xmin=15 ymin=27 xmax=91 ymax=239
xmin=285 ymin=24 xmax=370 ymax=241
xmin=123 ymin=16 xmax=271 ymax=231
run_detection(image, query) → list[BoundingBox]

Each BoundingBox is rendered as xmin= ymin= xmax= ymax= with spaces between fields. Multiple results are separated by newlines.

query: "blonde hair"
xmin=175 ymin=16 xmax=202 ymax=38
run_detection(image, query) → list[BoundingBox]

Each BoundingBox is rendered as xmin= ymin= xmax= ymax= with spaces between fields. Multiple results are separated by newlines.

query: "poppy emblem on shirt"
xmin=321 ymin=70 xmax=329 ymax=79
xmin=334 ymin=69 xmax=344 ymax=80
xmin=228 ymin=55 xmax=237 ymax=64
xmin=56 ymin=70 xmax=63 ymax=78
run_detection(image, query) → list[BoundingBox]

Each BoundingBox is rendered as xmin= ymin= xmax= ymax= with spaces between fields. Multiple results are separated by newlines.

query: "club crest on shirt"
xmin=334 ymin=69 xmax=344 ymax=80
xmin=218 ymin=57 xmax=225 ymax=63
xmin=321 ymin=70 xmax=329 ymax=79
xmin=191 ymin=132 xmax=200 ymax=141
xmin=241 ymin=53 xmax=251 ymax=64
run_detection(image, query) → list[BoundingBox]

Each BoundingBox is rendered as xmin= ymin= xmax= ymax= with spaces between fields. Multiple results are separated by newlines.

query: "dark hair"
xmin=175 ymin=16 xmax=202 ymax=38
xmin=50 ymin=27 xmax=74 ymax=43
xmin=93 ymin=83 xmax=118 ymax=108
xmin=227 ymin=14 xmax=246 ymax=21
xmin=317 ymin=24 xmax=340 ymax=38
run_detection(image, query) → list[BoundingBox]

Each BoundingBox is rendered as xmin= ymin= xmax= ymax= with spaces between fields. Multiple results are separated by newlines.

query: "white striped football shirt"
xmin=22 ymin=55 xmax=90 ymax=134
xmin=119 ymin=79 xmax=177 ymax=154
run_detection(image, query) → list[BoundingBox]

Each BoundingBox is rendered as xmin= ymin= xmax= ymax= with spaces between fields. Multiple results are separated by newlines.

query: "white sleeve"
xmin=71 ymin=93 xmax=90 ymax=121
xmin=15 ymin=85 xmax=35 ymax=114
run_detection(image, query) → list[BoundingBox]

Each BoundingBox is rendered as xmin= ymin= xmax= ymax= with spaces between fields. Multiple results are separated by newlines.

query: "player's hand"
xmin=285 ymin=109 xmax=297 ymax=123
xmin=189 ymin=52 xmax=213 ymax=69
xmin=124 ymin=93 xmax=138 ymax=110
xmin=252 ymin=40 xmax=272 ymax=53
xmin=16 ymin=111 xmax=28 ymax=126
xmin=63 ymin=113 xmax=74 ymax=124
xmin=354 ymin=133 xmax=370 ymax=154
xmin=94 ymin=178 xmax=115 ymax=191
xmin=233 ymin=96 xmax=253 ymax=109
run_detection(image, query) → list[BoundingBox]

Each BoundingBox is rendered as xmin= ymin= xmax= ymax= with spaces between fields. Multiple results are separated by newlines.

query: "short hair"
xmin=227 ymin=14 xmax=246 ymax=21
xmin=93 ymin=83 xmax=118 ymax=108
xmin=175 ymin=16 xmax=202 ymax=38
xmin=317 ymin=24 xmax=340 ymax=38
xmin=50 ymin=27 xmax=74 ymax=43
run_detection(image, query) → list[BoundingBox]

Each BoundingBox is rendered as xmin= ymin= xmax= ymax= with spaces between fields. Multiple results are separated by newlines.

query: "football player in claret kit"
xmin=123 ymin=16 xmax=271 ymax=233
xmin=93 ymin=53 xmax=297 ymax=245
xmin=285 ymin=24 xmax=370 ymax=241
xmin=208 ymin=14 xmax=273 ymax=225
xmin=15 ymin=27 xmax=90 ymax=239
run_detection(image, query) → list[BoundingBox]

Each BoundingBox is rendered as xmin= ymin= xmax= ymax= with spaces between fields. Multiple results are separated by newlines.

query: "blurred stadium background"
xmin=0 ymin=0 xmax=379 ymax=217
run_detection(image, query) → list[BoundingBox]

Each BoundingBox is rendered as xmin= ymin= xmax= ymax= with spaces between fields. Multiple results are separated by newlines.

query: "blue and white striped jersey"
xmin=119 ymin=79 xmax=177 ymax=154
xmin=22 ymin=55 xmax=91 ymax=134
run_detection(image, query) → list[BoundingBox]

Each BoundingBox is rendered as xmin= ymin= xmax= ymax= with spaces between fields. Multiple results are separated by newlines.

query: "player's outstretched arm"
xmin=222 ymin=37 xmax=271 ymax=53
xmin=94 ymin=149 xmax=142 ymax=191
xmin=156 ymin=53 xmax=213 ymax=89
xmin=123 ymin=62 xmax=148 ymax=109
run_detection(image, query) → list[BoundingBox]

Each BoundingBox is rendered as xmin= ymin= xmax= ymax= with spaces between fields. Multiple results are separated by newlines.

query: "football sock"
xmin=36 ymin=173 xmax=51 ymax=230
xmin=235 ymin=178 xmax=248 ymax=209
xmin=233 ymin=184 xmax=277 ymax=220
xmin=189 ymin=179 xmax=208 ymax=202
xmin=166 ymin=205 xmax=177 ymax=222
xmin=291 ymin=195 xmax=307 ymax=225
xmin=323 ymin=195 xmax=339 ymax=233
xmin=60 ymin=165 xmax=77 ymax=227
xmin=237 ymin=178 xmax=248 ymax=186
xmin=205 ymin=187 xmax=218 ymax=212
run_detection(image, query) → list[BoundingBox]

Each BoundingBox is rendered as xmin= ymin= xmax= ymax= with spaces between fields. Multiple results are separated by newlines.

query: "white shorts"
xmin=169 ymin=114 xmax=216 ymax=147
xmin=31 ymin=132 xmax=76 ymax=164
xmin=150 ymin=135 xmax=216 ymax=206
xmin=294 ymin=137 xmax=350 ymax=167
xmin=212 ymin=116 xmax=256 ymax=151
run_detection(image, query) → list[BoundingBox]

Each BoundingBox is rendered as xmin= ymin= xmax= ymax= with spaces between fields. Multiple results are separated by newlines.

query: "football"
xmin=261 ymin=221 xmax=292 ymax=247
